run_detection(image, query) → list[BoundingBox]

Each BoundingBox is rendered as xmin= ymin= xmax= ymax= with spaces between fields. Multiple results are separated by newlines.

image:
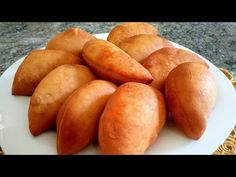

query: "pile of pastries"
xmin=12 ymin=22 xmax=217 ymax=155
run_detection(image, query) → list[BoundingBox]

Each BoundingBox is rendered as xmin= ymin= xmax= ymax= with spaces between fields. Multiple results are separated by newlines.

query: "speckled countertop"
xmin=1 ymin=22 xmax=236 ymax=77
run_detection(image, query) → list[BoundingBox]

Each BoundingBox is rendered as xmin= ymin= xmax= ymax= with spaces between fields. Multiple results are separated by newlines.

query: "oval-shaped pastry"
xmin=12 ymin=49 xmax=82 ymax=96
xmin=57 ymin=80 xmax=117 ymax=155
xmin=142 ymin=47 xmax=209 ymax=92
xmin=46 ymin=27 xmax=95 ymax=56
xmin=99 ymin=82 xmax=167 ymax=155
xmin=165 ymin=62 xmax=217 ymax=140
xmin=118 ymin=34 xmax=173 ymax=63
xmin=82 ymin=39 xmax=153 ymax=85
xmin=28 ymin=64 xmax=96 ymax=136
xmin=107 ymin=22 xmax=158 ymax=46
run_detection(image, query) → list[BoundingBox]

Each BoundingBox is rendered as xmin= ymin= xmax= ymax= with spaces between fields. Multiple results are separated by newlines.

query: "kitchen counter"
xmin=1 ymin=22 xmax=236 ymax=77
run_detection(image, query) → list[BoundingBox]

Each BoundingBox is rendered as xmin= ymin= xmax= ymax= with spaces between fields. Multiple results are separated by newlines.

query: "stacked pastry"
xmin=12 ymin=22 xmax=217 ymax=155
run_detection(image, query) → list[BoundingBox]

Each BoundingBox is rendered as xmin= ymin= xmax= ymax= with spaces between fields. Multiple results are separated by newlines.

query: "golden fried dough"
xmin=107 ymin=22 xmax=158 ymax=46
xmin=28 ymin=64 xmax=96 ymax=136
xmin=118 ymin=34 xmax=173 ymax=63
xmin=142 ymin=47 xmax=209 ymax=92
xmin=82 ymin=39 xmax=153 ymax=85
xmin=46 ymin=28 xmax=95 ymax=56
xmin=12 ymin=49 xmax=82 ymax=96
xmin=165 ymin=62 xmax=217 ymax=140
xmin=99 ymin=82 xmax=167 ymax=154
xmin=57 ymin=80 xmax=117 ymax=155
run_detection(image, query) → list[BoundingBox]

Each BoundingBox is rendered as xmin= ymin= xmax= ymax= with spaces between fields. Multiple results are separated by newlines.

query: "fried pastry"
xmin=99 ymin=82 xmax=167 ymax=154
xmin=28 ymin=64 xmax=96 ymax=136
xmin=165 ymin=62 xmax=217 ymax=140
xmin=107 ymin=22 xmax=158 ymax=46
xmin=12 ymin=49 xmax=82 ymax=96
xmin=57 ymin=80 xmax=117 ymax=155
xmin=82 ymin=39 xmax=153 ymax=85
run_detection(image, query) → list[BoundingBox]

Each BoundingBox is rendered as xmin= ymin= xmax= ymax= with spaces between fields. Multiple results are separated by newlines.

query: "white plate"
xmin=0 ymin=33 xmax=236 ymax=155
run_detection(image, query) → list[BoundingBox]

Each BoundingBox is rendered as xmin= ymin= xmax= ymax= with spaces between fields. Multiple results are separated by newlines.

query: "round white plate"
xmin=0 ymin=33 xmax=236 ymax=155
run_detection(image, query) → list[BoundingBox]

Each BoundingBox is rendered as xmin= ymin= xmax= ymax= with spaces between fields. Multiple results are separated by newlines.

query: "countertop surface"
xmin=0 ymin=22 xmax=236 ymax=155
xmin=1 ymin=22 xmax=236 ymax=77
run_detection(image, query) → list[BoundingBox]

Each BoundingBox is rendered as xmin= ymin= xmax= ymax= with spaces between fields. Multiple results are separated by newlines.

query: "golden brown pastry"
xmin=99 ymin=82 xmax=167 ymax=154
xmin=82 ymin=39 xmax=153 ymax=85
xmin=142 ymin=47 xmax=209 ymax=92
xmin=28 ymin=64 xmax=96 ymax=136
xmin=165 ymin=62 xmax=217 ymax=140
xmin=57 ymin=80 xmax=117 ymax=155
xmin=12 ymin=49 xmax=82 ymax=96
xmin=46 ymin=28 xmax=95 ymax=56
xmin=107 ymin=22 xmax=158 ymax=46
xmin=118 ymin=34 xmax=173 ymax=63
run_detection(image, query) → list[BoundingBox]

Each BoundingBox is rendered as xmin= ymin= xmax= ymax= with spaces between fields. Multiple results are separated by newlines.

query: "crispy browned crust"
xmin=142 ymin=47 xmax=209 ymax=92
xmin=56 ymin=80 xmax=117 ymax=155
xmin=118 ymin=34 xmax=173 ymax=63
xmin=12 ymin=49 xmax=82 ymax=96
xmin=28 ymin=64 xmax=96 ymax=136
xmin=98 ymin=82 xmax=167 ymax=154
xmin=107 ymin=22 xmax=158 ymax=46
xmin=165 ymin=62 xmax=217 ymax=140
xmin=82 ymin=39 xmax=153 ymax=85
xmin=46 ymin=28 xmax=95 ymax=56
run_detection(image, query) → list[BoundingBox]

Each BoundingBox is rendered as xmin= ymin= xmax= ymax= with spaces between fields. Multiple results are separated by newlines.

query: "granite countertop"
xmin=1 ymin=22 xmax=236 ymax=77
xmin=0 ymin=22 xmax=236 ymax=154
